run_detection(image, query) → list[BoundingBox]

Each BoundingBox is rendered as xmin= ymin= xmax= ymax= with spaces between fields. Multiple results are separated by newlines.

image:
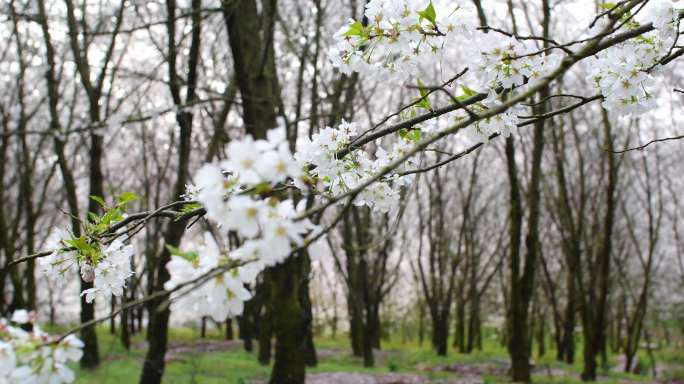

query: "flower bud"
xmin=80 ymin=263 xmax=95 ymax=283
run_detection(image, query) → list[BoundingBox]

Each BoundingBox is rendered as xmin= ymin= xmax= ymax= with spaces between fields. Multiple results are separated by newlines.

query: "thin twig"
xmin=478 ymin=26 xmax=573 ymax=54
xmin=606 ymin=134 xmax=684 ymax=154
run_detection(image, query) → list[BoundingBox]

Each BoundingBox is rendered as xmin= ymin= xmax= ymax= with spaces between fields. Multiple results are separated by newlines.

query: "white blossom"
xmin=165 ymin=233 xmax=254 ymax=321
xmin=0 ymin=311 xmax=83 ymax=384
xmin=80 ymin=238 xmax=134 ymax=303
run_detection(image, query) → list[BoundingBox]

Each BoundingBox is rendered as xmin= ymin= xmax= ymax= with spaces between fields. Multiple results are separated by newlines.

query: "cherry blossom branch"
xmin=339 ymin=2 xmax=675 ymax=159
xmin=605 ymin=134 xmax=684 ymax=154
xmin=517 ymin=94 xmax=604 ymax=122
xmin=589 ymin=0 xmax=630 ymax=28
xmin=477 ymin=26 xmax=573 ymax=54
xmin=338 ymin=91 xmax=488 ymax=157
xmin=4 ymin=249 xmax=62 ymax=269
xmin=348 ymin=68 xmax=470 ymax=147
xmin=301 ymin=5 xmax=654 ymax=220
xmin=513 ymin=1 xmax=674 ymax=60
xmin=51 ymin=257 xmax=254 ymax=344
xmin=400 ymin=94 xmax=605 ymax=176
xmin=4 ymin=201 xmax=201 ymax=269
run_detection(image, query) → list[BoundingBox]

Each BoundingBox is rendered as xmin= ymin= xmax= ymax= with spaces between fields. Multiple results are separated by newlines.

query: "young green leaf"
xmin=118 ymin=191 xmax=138 ymax=205
xmin=166 ymin=244 xmax=199 ymax=264
xmin=89 ymin=195 xmax=107 ymax=208
xmin=344 ymin=21 xmax=365 ymax=37
xmin=418 ymin=1 xmax=437 ymax=25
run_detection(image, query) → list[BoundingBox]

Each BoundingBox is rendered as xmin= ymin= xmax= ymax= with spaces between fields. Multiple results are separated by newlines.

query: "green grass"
xmin=67 ymin=326 xmax=684 ymax=383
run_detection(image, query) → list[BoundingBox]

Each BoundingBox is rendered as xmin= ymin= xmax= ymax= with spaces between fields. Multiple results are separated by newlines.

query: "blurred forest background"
xmin=1 ymin=0 xmax=684 ymax=383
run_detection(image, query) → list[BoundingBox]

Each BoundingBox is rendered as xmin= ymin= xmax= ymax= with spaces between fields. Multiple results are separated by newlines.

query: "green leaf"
xmin=598 ymin=2 xmax=617 ymax=10
xmin=344 ymin=21 xmax=365 ymax=37
xmin=408 ymin=129 xmax=421 ymax=142
xmin=118 ymin=191 xmax=138 ymax=205
xmin=418 ymin=1 xmax=437 ymax=25
xmin=461 ymin=85 xmax=478 ymax=97
xmin=181 ymin=202 xmax=203 ymax=213
xmin=399 ymin=128 xmax=421 ymax=142
xmin=87 ymin=212 xmax=100 ymax=224
xmin=416 ymin=98 xmax=431 ymax=111
xmin=415 ymin=79 xmax=432 ymax=111
xmin=65 ymin=235 xmax=100 ymax=261
xmin=90 ymin=195 xmax=107 ymax=208
xmin=416 ymin=79 xmax=429 ymax=98
xmin=253 ymin=182 xmax=273 ymax=195
xmin=166 ymin=245 xmax=199 ymax=263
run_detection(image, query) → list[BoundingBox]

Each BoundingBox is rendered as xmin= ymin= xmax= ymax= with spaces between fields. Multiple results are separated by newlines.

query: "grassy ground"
xmin=66 ymin=326 xmax=684 ymax=383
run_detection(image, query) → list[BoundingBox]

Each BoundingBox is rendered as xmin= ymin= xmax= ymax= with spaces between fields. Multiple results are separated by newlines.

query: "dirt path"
xmin=133 ymin=339 xmax=243 ymax=362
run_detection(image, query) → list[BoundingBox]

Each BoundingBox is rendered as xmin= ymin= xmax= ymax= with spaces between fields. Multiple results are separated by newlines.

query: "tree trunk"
xmin=139 ymin=222 xmax=187 ymax=384
xmin=224 ymin=1 xmax=308 ymax=380
xmin=225 ymin=318 xmax=234 ymax=340
xmin=456 ymin=300 xmax=466 ymax=353
xmin=561 ymin=285 xmax=576 ymax=364
xmin=269 ymin=255 xmax=306 ymax=384
xmin=362 ymin=311 xmax=375 ymax=367
xmin=467 ymin=295 xmax=481 ymax=353
xmin=138 ymin=0 xmax=200 ymax=378
xmin=239 ymin=311 xmax=254 ymax=352
xmin=581 ymin=109 xmax=617 ymax=382
xmin=301 ymin=254 xmax=318 ymax=366
xmin=418 ymin=303 xmax=425 ymax=346
xmin=258 ymin=279 xmax=273 ymax=365
xmin=201 ymin=317 xmax=207 ymax=338
xmin=120 ymin=299 xmax=131 ymax=350
xmin=349 ymin=296 xmax=363 ymax=356
xmin=537 ymin=313 xmax=546 ymax=357
xmin=433 ymin=314 xmax=449 ymax=356
xmin=79 ymin=278 xmax=100 ymax=369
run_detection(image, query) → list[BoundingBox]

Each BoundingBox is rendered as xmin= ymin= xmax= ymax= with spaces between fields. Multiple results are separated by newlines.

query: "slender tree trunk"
xmin=139 ymin=0 xmax=200 ymax=380
xmin=239 ymin=312 xmax=254 ymax=351
xmin=301 ymin=254 xmax=318 ymax=366
xmin=433 ymin=313 xmax=449 ymax=356
xmin=537 ymin=312 xmax=546 ymax=357
xmin=418 ymin=302 xmax=425 ymax=346
xmin=349 ymin=300 xmax=363 ymax=356
xmin=120 ymin=296 xmax=131 ymax=350
xmin=362 ymin=309 xmax=375 ymax=367
xmin=224 ymin=1 xmax=308 ymax=381
xmin=258 ymin=279 xmax=273 ymax=365
xmin=562 ymin=278 xmax=576 ymax=364
xmin=269 ymin=254 xmax=306 ymax=384
xmin=467 ymin=295 xmax=481 ymax=353
xmin=507 ymin=86 xmax=548 ymax=381
xmin=581 ymin=109 xmax=617 ymax=382
xmin=225 ymin=318 xmax=234 ymax=340
xmin=456 ymin=300 xmax=466 ymax=353
xmin=201 ymin=317 xmax=207 ymax=338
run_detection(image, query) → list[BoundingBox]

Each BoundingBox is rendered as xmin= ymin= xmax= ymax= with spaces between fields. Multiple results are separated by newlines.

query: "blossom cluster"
xmin=588 ymin=0 xmax=680 ymax=115
xmin=79 ymin=238 xmax=135 ymax=303
xmin=177 ymin=117 xmax=420 ymax=320
xmin=39 ymin=232 xmax=134 ymax=304
xmin=472 ymin=34 xmax=560 ymax=91
xmin=176 ymin=126 xmax=316 ymax=320
xmin=0 ymin=310 xmax=83 ymax=384
xmin=296 ymin=120 xmax=416 ymax=214
xmin=470 ymin=94 xmax=525 ymax=143
xmin=329 ymin=0 xmax=561 ymax=143
xmin=165 ymin=233 xmax=254 ymax=321
xmin=329 ymin=0 xmax=476 ymax=82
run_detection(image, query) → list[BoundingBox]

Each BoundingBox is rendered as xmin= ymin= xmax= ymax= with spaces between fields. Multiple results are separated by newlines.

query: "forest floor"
xmin=64 ymin=326 xmax=684 ymax=384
